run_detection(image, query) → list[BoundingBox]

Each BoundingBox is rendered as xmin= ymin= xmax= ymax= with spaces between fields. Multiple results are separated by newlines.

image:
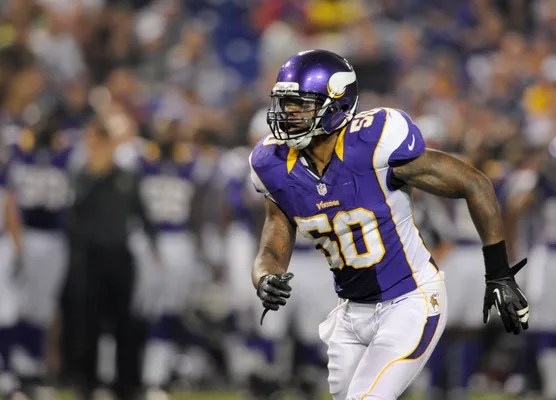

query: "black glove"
xmin=257 ymin=272 xmax=294 ymax=325
xmin=483 ymin=241 xmax=529 ymax=335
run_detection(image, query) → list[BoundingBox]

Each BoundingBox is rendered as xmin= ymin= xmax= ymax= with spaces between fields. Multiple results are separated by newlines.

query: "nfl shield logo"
xmin=317 ymin=182 xmax=327 ymax=196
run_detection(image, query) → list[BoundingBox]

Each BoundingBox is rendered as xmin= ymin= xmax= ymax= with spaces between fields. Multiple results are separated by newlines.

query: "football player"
xmin=7 ymin=109 xmax=76 ymax=396
xmin=249 ymin=49 xmax=530 ymax=400
xmin=0 ymin=160 xmax=23 ymax=397
xmin=137 ymin=121 xmax=199 ymax=397
xmin=505 ymin=141 xmax=556 ymax=400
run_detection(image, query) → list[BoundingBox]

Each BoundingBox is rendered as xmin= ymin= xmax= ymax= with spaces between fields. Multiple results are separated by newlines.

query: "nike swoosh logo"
xmin=493 ymin=288 xmax=502 ymax=303
xmin=408 ymin=134 xmax=415 ymax=151
xmin=492 ymin=288 xmax=503 ymax=317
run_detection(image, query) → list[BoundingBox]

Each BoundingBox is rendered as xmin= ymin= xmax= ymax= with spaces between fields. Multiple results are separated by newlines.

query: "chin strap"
xmin=286 ymin=136 xmax=313 ymax=150
xmin=286 ymin=128 xmax=327 ymax=149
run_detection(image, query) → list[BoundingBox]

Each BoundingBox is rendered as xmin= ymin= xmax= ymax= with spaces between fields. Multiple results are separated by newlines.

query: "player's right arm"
xmin=249 ymin=140 xmax=296 ymax=312
xmin=252 ymin=197 xmax=296 ymax=312
xmin=252 ymin=197 xmax=296 ymax=288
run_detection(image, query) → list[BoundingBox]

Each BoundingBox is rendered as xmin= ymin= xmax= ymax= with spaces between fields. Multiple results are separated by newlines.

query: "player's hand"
xmin=483 ymin=258 xmax=529 ymax=335
xmin=257 ymin=273 xmax=294 ymax=325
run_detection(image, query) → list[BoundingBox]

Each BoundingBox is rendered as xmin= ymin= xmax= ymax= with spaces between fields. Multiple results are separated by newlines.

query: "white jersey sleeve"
xmin=372 ymin=109 xmax=426 ymax=170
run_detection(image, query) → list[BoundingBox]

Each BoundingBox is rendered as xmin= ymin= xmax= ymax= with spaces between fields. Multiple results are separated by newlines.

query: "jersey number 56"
xmin=295 ymin=208 xmax=385 ymax=270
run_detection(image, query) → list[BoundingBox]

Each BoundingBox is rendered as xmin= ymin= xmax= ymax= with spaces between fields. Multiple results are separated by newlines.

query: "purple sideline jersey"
xmin=221 ymin=147 xmax=258 ymax=232
xmin=8 ymin=130 xmax=73 ymax=231
xmin=249 ymin=108 xmax=438 ymax=302
xmin=137 ymin=141 xmax=197 ymax=232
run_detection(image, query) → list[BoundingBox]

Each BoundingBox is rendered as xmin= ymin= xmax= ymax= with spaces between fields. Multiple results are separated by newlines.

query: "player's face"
xmin=278 ymin=97 xmax=319 ymax=135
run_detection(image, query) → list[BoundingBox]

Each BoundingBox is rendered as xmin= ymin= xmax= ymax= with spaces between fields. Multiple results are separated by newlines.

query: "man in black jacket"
xmin=63 ymin=116 xmax=157 ymax=400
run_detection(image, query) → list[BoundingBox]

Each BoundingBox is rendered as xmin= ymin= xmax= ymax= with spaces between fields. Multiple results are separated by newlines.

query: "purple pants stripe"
xmin=406 ymin=314 xmax=441 ymax=360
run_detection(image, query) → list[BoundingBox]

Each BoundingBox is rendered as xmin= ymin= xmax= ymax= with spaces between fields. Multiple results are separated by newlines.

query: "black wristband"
xmin=483 ymin=240 xmax=512 ymax=280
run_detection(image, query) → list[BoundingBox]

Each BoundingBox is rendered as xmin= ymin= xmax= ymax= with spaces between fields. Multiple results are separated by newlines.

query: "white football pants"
xmin=319 ymin=274 xmax=447 ymax=400
xmin=19 ymin=229 xmax=68 ymax=325
xmin=0 ymin=234 xmax=17 ymax=327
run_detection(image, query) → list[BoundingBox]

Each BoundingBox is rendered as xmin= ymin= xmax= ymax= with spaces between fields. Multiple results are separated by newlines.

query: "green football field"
xmin=56 ymin=391 xmax=540 ymax=400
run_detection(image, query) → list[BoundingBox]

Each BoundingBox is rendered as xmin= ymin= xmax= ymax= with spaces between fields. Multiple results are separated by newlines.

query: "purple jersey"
xmin=223 ymin=147 xmax=317 ymax=252
xmin=9 ymin=131 xmax=73 ymax=230
xmin=250 ymin=108 xmax=437 ymax=302
xmin=138 ymin=142 xmax=197 ymax=232
xmin=221 ymin=147 xmax=259 ymax=231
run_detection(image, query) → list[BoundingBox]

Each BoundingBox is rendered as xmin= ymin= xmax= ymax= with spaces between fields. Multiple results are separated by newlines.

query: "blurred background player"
xmin=8 ymin=105 xmax=74 ymax=398
xmin=506 ymin=140 xmax=556 ymax=400
xmin=428 ymin=148 xmax=514 ymax=400
xmin=0 ymin=158 xmax=23 ymax=397
xmin=220 ymin=109 xmax=266 ymax=389
xmin=137 ymin=120 xmax=200 ymax=398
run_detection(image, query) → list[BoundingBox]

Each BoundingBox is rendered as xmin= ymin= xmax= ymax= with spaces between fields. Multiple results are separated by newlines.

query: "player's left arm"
xmin=392 ymin=149 xmax=529 ymax=334
xmin=393 ymin=149 xmax=503 ymax=245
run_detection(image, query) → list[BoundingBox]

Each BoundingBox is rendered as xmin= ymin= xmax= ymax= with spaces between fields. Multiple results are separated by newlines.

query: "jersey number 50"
xmin=295 ymin=208 xmax=385 ymax=270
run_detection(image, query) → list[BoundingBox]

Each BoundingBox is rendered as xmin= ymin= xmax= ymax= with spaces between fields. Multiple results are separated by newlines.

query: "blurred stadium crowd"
xmin=0 ymin=0 xmax=556 ymax=399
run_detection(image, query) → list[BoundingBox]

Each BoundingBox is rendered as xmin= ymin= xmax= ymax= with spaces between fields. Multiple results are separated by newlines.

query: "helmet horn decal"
xmin=327 ymin=71 xmax=357 ymax=99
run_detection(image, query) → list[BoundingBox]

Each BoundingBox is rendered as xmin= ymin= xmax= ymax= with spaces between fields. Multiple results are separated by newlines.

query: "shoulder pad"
xmin=249 ymin=135 xmax=289 ymax=196
xmin=352 ymin=108 xmax=389 ymax=144
xmin=334 ymin=108 xmax=386 ymax=173
xmin=342 ymin=108 xmax=426 ymax=171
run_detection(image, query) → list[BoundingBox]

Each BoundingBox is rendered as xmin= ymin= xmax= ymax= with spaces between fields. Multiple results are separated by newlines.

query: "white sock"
xmin=224 ymin=335 xmax=257 ymax=386
xmin=97 ymin=335 xmax=116 ymax=385
xmin=142 ymin=340 xmax=175 ymax=388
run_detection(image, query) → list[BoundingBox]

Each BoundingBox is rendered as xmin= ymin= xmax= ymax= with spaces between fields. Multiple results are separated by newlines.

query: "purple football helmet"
xmin=267 ymin=49 xmax=359 ymax=149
